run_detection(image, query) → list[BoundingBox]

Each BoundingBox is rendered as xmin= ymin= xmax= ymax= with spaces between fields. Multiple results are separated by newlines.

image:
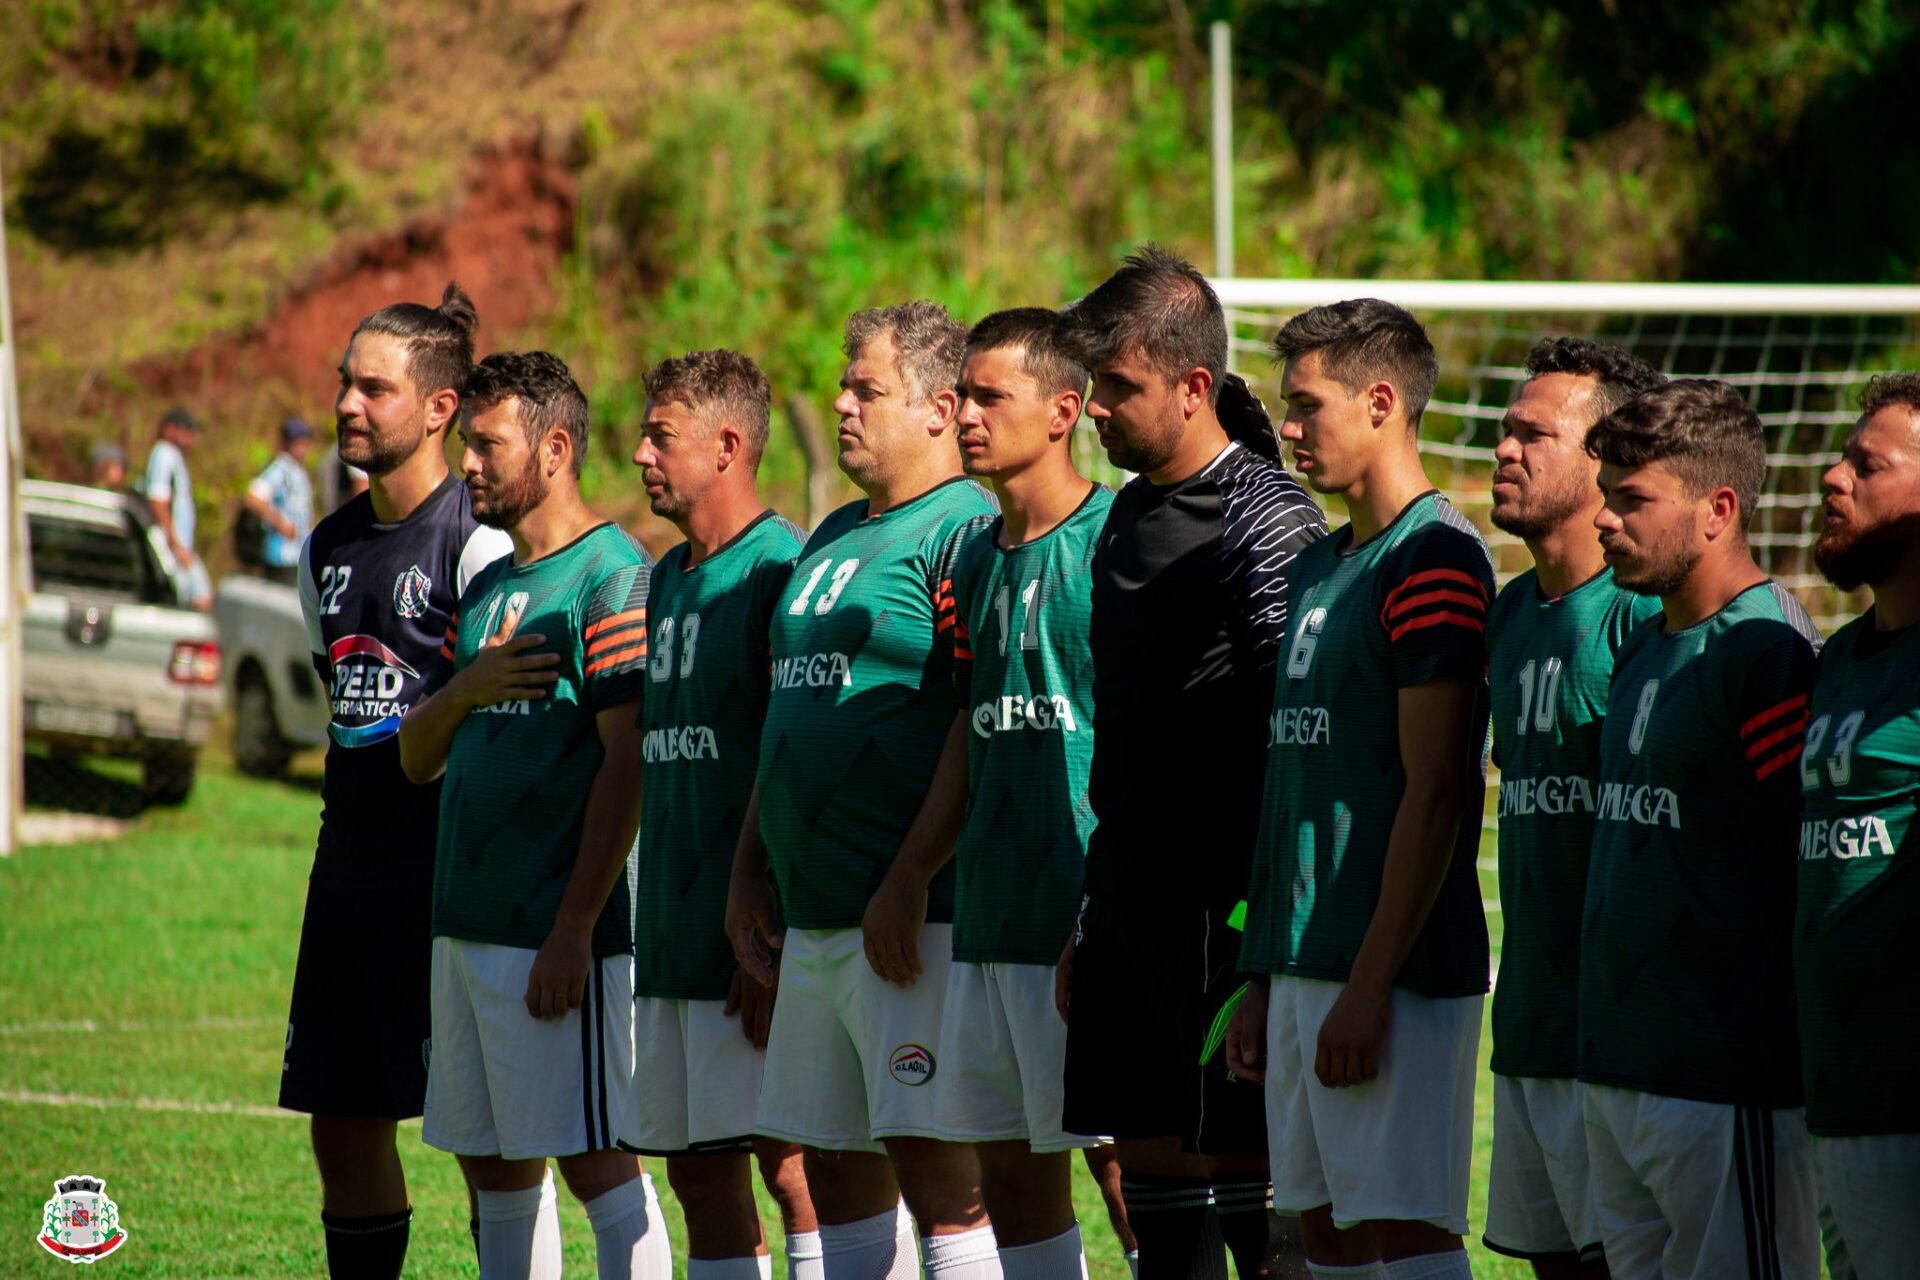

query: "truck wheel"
xmin=233 ymin=678 xmax=292 ymax=778
xmin=143 ymin=746 xmax=198 ymax=806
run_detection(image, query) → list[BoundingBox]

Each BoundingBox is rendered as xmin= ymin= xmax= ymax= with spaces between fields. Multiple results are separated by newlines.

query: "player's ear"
xmin=1181 ymin=367 xmax=1212 ymax=418
xmin=926 ymin=387 xmax=960 ymax=437
xmin=425 ymin=387 xmax=460 ymax=436
xmin=1051 ymin=389 xmax=1083 ymax=442
xmin=715 ymin=423 xmax=743 ymax=471
xmin=1367 ymin=380 xmax=1397 ymax=429
xmin=1704 ymin=484 xmax=1743 ymax=539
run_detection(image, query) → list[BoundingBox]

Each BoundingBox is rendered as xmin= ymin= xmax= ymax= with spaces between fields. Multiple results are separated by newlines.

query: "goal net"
xmin=1075 ymin=280 xmax=1920 ymax=635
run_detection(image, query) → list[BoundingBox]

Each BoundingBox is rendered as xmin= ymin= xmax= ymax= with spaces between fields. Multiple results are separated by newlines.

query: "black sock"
xmin=1120 ymin=1174 xmax=1229 ymax=1280
xmin=1211 ymin=1174 xmax=1285 ymax=1279
xmin=321 ymin=1208 xmax=410 ymax=1280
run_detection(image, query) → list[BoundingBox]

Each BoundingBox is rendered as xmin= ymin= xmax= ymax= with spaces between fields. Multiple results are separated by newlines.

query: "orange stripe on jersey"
xmin=439 ymin=644 xmax=453 ymax=661
xmin=585 ymin=642 xmax=647 ymax=676
xmin=585 ymin=608 xmax=646 ymax=641
xmin=586 ymin=620 xmax=646 ymax=657
xmin=1740 ymin=694 xmax=1809 ymax=740
xmin=1387 ymin=610 xmax=1486 ymax=642
xmin=1382 ymin=568 xmax=1487 ymax=615
xmin=1744 ymin=713 xmax=1810 ymax=761
xmin=1384 ymin=587 xmax=1488 ymax=621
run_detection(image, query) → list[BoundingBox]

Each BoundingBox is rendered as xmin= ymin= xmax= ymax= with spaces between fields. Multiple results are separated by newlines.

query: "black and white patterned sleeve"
xmin=1219 ymin=451 xmax=1329 ymax=673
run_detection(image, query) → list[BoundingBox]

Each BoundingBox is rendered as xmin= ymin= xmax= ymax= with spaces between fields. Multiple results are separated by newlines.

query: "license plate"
xmin=28 ymin=701 xmax=129 ymax=739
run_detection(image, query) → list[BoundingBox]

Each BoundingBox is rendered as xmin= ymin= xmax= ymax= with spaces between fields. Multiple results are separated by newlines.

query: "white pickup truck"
xmin=213 ymin=573 xmax=329 ymax=777
xmin=22 ymin=480 xmax=224 ymax=803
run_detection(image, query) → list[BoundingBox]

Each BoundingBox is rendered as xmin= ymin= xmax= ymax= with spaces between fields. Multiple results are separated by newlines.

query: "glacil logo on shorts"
xmin=38 ymin=1175 xmax=126 ymax=1264
xmin=889 ymin=1044 xmax=935 ymax=1086
xmin=393 ymin=565 xmax=432 ymax=619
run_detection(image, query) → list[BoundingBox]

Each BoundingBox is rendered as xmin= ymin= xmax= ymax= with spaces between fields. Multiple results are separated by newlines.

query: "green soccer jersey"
xmin=949 ymin=486 xmax=1112 ymax=965
xmin=633 ymin=513 xmax=802 ymax=1000
xmin=1796 ymin=611 xmax=1920 ymax=1137
xmin=431 ymin=523 xmax=653 ymax=957
xmin=1242 ymin=492 xmax=1493 ymax=997
xmin=757 ymin=478 xmax=996 ymax=929
xmin=1487 ymin=569 xmax=1659 ymax=1079
xmin=1579 ymin=581 xmax=1818 ymax=1109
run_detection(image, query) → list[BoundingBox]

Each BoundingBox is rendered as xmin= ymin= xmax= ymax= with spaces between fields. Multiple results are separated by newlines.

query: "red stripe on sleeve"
xmin=1382 ymin=568 xmax=1488 ymax=616
xmin=1384 ymin=587 xmax=1489 ymax=622
xmin=1741 ymin=694 xmax=1809 ymax=740
xmin=1744 ymin=713 xmax=1810 ymax=761
xmin=1387 ymin=611 xmax=1487 ymax=642
xmin=1754 ymin=746 xmax=1803 ymax=782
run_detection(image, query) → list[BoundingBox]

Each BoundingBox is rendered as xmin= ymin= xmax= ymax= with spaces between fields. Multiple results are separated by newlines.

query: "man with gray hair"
xmin=726 ymin=302 xmax=1002 ymax=1278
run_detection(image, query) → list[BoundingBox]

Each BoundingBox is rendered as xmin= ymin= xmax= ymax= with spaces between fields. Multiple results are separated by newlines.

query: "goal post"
xmin=0 ymin=153 xmax=21 ymax=855
xmin=1198 ymin=279 xmax=1920 ymax=634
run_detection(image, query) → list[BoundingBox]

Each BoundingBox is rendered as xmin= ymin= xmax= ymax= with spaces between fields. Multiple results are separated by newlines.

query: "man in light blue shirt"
xmin=143 ymin=405 xmax=210 ymax=610
xmin=245 ymin=417 xmax=317 ymax=583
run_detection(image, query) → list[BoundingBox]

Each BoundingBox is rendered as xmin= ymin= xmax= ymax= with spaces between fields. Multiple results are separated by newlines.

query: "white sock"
xmin=690 ymin=1258 xmax=772 ymax=1279
xmin=997 ymin=1225 xmax=1085 ymax=1280
xmin=1306 ymin=1264 xmax=1388 ymax=1279
xmin=788 ymin=1230 xmax=825 ymax=1280
xmin=476 ymin=1170 xmax=562 ymax=1280
xmin=919 ymin=1224 xmax=1001 ymax=1278
xmin=584 ymin=1172 xmax=672 ymax=1280
xmin=819 ymin=1203 xmax=918 ymax=1280
xmin=1124 ymin=1250 xmax=1139 ymax=1280
xmin=1381 ymin=1252 xmax=1471 ymax=1279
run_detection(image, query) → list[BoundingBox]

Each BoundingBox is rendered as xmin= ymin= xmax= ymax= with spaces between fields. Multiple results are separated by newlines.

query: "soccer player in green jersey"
xmin=621 ymin=349 xmax=824 ymax=1280
xmin=855 ymin=306 xmax=1106 ymax=1279
xmin=1798 ymin=372 xmax=1920 ymax=1279
xmin=1228 ymin=299 xmax=1492 ymax=1280
xmin=1482 ymin=339 xmax=1664 ymax=1278
xmin=399 ymin=352 xmax=668 ymax=1280
xmin=1581 ymin=380 xmax=1821 ymax=1279
xmin=724 ymin=303 xmax=1001 ymax=1279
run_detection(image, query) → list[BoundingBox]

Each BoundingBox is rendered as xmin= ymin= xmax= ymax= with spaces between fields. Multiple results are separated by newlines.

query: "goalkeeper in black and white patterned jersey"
xmin=1058 ymin=248 xmax=1326 ymax=1280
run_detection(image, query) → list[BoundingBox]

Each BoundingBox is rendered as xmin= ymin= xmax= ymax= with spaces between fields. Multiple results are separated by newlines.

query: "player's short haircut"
xmin=463 ymin=351 xmax=591 ymax=477
xmin=965 ymin=307 xmax=1089 ymax=401
xmin=1063 ymin=244 xmax=1227 ymax=402
xmin=1524 ymin=337 xmax=1668 ymax=426
xmin=1270 ymin=298 xmax=1440 ymax=428
xmin=643 ymin=349 xmax=773 ymax=465
xmin=1861 ymin=371 xmax=1920 ymax=420
xmin=1586 ymin=379 xmax=1765 ymax=524
xmin=844 ymin=301 xmax=966 ymax=406
xmin=352 ymin=281 xmax=480 ymax=399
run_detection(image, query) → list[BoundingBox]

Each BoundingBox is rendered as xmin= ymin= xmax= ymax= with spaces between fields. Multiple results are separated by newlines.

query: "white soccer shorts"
xmin=422 ymin=936 xmax=636 ymax=1160
xmin=1583 ymin=1083 xmax=1819 ymax=1280
xmin=1263 ymin=975 xmax=1481 ymax=1234
xmin=756 ymin=924 xmax=953 ymax=1152
xmin=622 ymin=996 xmax=765 ymax=1154
xmin=934 ymin=960 xmax=1100 ymax=1153
xmin=1484 ymin=1074 xmax=1602 ymax=1263
xmin=1814 ymin=1133 xmax=1920 ymax=1280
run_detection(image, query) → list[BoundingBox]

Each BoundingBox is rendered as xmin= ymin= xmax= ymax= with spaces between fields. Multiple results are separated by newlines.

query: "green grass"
xmin=0 ymin=761 xmax=1528 ymax=1277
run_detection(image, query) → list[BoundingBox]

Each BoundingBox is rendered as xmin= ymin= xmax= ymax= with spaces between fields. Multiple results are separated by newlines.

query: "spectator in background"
xmin=89 ymin=441 xmax=127 ymax=490
xmin=144 ymin=405 xmax=211 ymax=611
xmin=245 ymin=416 xmax=317 ymax=584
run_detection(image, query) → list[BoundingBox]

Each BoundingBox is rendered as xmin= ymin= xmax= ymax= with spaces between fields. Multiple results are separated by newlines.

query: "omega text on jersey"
xmin=971 ymin=694 xmax=1080 ymax=738
xmin=1498 ymin=774 xmax=1596 ymax=818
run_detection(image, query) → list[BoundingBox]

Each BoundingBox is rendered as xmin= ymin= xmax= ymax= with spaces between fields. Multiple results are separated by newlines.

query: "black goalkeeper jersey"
xmin=300 ymin=474 xmax=511 ymax=886
xmin=1083 ymin=442 xmax=1326 ymax=912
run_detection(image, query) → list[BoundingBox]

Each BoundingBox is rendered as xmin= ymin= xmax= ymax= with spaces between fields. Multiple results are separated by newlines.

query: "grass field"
xmin=0 ymin=756 xmax=1528 ymax=1278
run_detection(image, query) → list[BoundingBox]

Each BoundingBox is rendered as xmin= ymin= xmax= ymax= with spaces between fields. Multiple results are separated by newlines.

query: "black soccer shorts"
xmin=1061 ymin=894 xmax=1269 ymax=1156
xmin=278 ymin=875 xmax=434 ymax=1118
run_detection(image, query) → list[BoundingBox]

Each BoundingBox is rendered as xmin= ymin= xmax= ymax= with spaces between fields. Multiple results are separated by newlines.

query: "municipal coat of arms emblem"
xmin=38 ymin=1175 xmax=126 ymax=1264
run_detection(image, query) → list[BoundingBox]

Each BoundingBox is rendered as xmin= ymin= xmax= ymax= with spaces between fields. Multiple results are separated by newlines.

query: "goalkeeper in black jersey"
xmin=281 ymin=284 xmax=510 ymax=1279
xmin=1059 ymin=247 xmax=1325 ymax=1280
